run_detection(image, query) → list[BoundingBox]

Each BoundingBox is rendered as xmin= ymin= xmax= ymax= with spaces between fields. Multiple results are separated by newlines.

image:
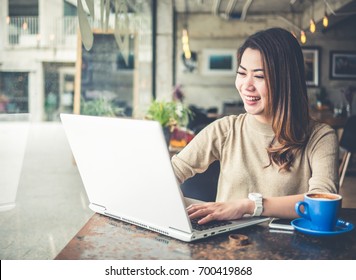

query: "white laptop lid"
xmin=60 ymin=114 xmax=192 ymax=233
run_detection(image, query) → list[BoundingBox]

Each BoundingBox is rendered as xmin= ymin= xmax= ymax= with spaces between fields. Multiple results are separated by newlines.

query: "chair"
xmin=180 ymin=161 xmax=220 ymax=202
xmin=187 ymin=105 xmax=216 ymax=134
xmin=339 ymin=115 xmax=356 ymax=188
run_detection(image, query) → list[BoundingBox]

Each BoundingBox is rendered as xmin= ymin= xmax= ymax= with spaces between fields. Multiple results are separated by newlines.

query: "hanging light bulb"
xmin=182 ymin=28 xmax=191 ymax=60
xmin=309 ymin=19 xmax=316 ymax=33
xmin=300 ymin=30 xmax=307 ymax=44
xmin=323 ymin=13 xmax=329 ymax=28
xmin=182 ymin=29 xmax=189 ymax=45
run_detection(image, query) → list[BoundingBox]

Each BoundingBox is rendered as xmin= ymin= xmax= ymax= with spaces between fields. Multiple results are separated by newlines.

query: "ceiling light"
xmin=300 ymin=30 xmax=307 ymax=44
xmin=310 ymin=19 xmax=316 ymax=33
xmin=182 ymin=28 xmax=191 ymax=60
xmin=323 ymin=13 xmax=329 ymax=28
xmin=182 ymin=29 xmax=189 ymax=44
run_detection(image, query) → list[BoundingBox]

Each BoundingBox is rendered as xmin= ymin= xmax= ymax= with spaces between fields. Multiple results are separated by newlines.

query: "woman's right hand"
xmin=186 ymin=199 xmax=254 ymax=224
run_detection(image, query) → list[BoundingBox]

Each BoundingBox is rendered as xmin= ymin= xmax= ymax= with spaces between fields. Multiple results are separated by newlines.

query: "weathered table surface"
xmin=55 ymin=208 xmax=356 ymax=260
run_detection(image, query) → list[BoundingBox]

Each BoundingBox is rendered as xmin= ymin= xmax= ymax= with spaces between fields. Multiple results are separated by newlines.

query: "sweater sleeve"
xmin=307 ymin=122 xmax=339 ymax=193
xmin=171 ymin=116 xmax=232 ymax=184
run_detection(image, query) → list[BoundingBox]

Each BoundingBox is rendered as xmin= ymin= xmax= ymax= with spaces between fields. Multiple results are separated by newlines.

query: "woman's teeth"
xmin=246 ymin=96 xmax=261 ymax=101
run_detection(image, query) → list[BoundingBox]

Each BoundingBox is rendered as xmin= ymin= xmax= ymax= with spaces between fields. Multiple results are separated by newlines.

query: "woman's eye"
xmin=255 ymin=75 xmax=264 ymax=79
xmin=237 ymin=71 xmax=246 ymax=76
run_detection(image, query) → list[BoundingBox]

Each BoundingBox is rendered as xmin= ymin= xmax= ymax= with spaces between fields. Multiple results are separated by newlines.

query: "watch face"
xmin=249 ymin=193 xmax=262 ymax=199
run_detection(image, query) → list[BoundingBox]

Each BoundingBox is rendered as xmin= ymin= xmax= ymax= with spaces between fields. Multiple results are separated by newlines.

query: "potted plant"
xmin=146 ymin=100 xmax=193 ymax=145
xmin=80 ymin=97 xmax=124 ymax=117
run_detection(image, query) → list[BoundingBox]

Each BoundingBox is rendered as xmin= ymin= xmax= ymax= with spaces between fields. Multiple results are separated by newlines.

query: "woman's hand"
xmin=187 ymin=194 xmax=304 ymax=224
xmin=187 ymin=199 xmax=253 ymax=224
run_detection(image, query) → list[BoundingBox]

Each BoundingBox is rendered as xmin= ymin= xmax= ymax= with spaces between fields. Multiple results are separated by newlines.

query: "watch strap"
xmin=248 ymin=193 xmax=263 ymax=216
xmin=252 ymin=198 xmax=263 ymax=216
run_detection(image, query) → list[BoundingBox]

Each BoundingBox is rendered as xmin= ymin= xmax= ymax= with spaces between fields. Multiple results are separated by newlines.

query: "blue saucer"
xmin=291 ymin=218 xmax=354 ymax=236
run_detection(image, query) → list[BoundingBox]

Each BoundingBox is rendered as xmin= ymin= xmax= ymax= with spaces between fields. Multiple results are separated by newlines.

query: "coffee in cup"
xmin=295 ymin=192 xmax=342 ymax=231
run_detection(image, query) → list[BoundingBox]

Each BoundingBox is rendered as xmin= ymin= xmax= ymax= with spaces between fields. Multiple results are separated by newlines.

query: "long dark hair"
xmin=237 ymin=27 xmax=310 ymax=171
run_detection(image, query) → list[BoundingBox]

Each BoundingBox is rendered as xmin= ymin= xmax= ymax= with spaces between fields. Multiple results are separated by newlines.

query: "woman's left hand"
xmin=187 ymin=199 xmax=252 ymax=224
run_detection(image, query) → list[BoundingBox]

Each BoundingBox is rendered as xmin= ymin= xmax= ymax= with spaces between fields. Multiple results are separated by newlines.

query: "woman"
xmin=171 ymin=27 xmax=339 ymax=225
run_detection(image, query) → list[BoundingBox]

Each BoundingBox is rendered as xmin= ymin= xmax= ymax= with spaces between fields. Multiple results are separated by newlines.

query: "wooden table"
xmin=55 ymin=208 xmax=356 ymax=260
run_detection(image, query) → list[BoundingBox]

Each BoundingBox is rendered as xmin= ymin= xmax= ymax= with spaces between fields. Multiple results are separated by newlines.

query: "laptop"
xmin=60 ymin=113 xmax=269 ymax=242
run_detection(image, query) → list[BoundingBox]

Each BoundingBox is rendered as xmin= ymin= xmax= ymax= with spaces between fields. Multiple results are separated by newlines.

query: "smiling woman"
xmin=171 ymin=27 xmax=339 ymax=226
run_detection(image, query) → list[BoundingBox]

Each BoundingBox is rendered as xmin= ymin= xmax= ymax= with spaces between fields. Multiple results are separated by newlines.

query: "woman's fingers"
xmin=195 ymin=213 xmax=215 ymax=224
xmin=187 ymin=202 xmax=223 ymax=224
xmin=186 ymin=201 xmax=244 ymax=224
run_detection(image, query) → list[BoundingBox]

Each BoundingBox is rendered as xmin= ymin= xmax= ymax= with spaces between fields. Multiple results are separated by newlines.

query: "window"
xmin=9 ymin=0 xmax=39 ymax=16
xmin=0 ymin=72 xmax=29 ymax=113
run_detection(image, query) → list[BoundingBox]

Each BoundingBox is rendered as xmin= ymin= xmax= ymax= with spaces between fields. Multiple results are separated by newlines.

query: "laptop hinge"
xmin=169 ymin=226 xmax=192 ymax=235
xmin=89 ymin=203 xmax=106 ymax=213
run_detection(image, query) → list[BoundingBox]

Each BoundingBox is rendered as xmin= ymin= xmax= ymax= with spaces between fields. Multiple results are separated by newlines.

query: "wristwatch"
xmin=248 ymin=193 xmax=263 ymax=216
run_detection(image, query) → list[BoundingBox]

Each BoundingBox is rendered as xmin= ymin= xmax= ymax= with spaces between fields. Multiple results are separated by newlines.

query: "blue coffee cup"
xmin=295 ymin=193 xmax=342 ymax=231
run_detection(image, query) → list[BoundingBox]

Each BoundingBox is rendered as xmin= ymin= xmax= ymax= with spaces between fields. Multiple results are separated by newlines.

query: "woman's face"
xmin=235 ymin=48 xmax=270 ymax=124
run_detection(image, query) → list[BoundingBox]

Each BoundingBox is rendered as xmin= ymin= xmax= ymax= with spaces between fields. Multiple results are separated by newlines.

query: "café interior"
xmin=1 ymin=0 xmax=356 ymax=259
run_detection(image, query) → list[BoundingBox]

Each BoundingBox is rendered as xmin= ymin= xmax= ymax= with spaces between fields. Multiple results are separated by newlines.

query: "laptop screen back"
xmin=60 ymin=114 xmax=192 ymax=233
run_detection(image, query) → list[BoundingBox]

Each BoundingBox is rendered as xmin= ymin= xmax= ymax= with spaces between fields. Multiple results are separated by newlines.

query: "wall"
xmin=175 ymin=13 xmax=356 ymax=114
xmin=306 ymin=16 xmax=356 ymax=108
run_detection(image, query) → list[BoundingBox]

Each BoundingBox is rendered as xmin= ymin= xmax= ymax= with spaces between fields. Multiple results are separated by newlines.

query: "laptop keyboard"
xmin=191 ymin=218 xmax=232 ymax=231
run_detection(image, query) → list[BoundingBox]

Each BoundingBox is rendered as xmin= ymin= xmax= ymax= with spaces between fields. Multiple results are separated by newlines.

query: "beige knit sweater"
xmin=171 ymin=113 xmax=339 ymax=202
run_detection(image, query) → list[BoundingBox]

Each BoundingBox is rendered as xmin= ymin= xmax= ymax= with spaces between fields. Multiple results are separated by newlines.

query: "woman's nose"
xmin=244 ymin=75 xmax=255 ymax=91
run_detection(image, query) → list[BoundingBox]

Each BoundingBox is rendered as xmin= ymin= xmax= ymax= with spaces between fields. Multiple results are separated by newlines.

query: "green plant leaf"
xmin=146 ymin=100 xmax=193 ymax=128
